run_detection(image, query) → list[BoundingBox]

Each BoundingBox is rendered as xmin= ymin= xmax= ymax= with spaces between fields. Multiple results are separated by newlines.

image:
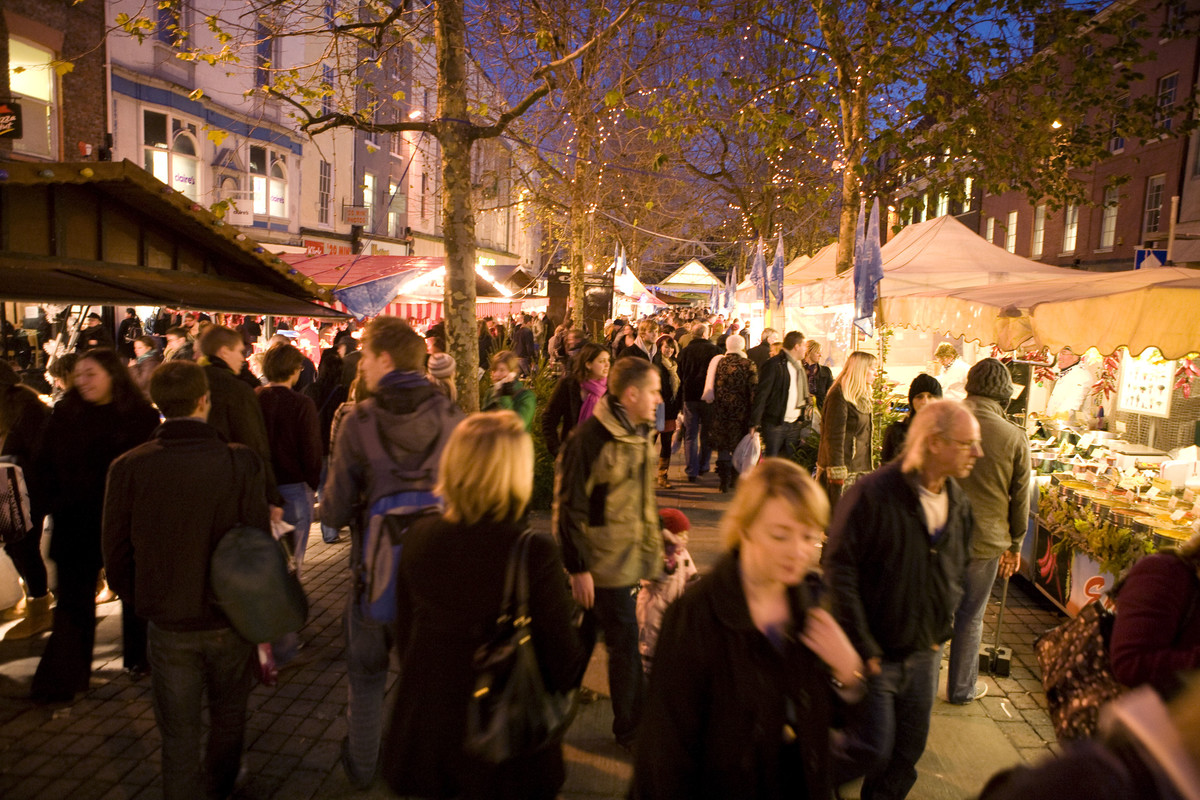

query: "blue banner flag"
xmin=751 ymin=237 xmax=766 ymax=302
xmin=853 ymin=198 xmax=884 ymax=337
xmin=771 ymin=233 xmax=786 ymax=305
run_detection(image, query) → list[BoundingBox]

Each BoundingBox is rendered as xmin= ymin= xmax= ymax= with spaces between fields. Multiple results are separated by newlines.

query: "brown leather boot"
xmin=657 ymin=457 xmax=673 ymax=489
xmin=4 ymin=593 xmax=53 ymax=640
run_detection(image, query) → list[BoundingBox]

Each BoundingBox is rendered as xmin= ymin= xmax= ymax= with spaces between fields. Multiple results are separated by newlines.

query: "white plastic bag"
xmin=733 ymin=431 xmax=761 ymax=475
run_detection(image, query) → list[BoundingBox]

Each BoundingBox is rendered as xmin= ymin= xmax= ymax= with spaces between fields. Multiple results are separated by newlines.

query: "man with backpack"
xmin=321 ymin=316 xmax=465 ymax=789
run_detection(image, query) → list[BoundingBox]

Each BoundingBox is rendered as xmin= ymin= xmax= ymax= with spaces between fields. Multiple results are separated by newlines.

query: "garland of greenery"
xmin=1038 ymin=485 xmax=1155 ymax=578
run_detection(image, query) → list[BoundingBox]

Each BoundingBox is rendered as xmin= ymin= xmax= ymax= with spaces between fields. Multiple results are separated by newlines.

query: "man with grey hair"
xmin=746 ymin=327 xmax=778 ymax=370
xmin=826 ymin=399 xmax=980 ymax=800
xmin=947 ymin=358 xmax=1030 ymax=704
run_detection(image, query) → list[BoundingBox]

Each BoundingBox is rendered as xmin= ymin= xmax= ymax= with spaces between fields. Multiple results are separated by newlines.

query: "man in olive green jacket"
xmin=948 ymin=358 xmax=1031 ymax=703
xmin=554 ymin=356 xmax=663 ymax=749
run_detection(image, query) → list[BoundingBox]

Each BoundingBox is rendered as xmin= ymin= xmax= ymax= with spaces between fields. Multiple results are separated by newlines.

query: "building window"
xmin=1144 ymin=174 xmax=1166 ymax=236
xmin=143 ymin=110 xmax=201 ymax=200
xmin=8 ymin=37 xmax=58 ymax=159
xmin=363 ymin=172 xmax=376 ymax=232
xmin=318 ymin=160 xmax=332 ymax=225
xmin=986 ymin=216 xmax=996 ymax=243
xmin=250 ymin=145 xmax=287 ymax=217
xmin=1165 ymin=0 xmax=1186 ymax=35
xmin=1032 ymin=204 xmax=1046 ymax=258
xmin=420 ymin=172 xmax=428 ymax=219
xmin=1109 ymin=98 xmax=1126 ymax=153
xmin=1155 ymin=73 xmax=1178 ymax=131
xmin=255 ymin=22 xmax=275 ymax=87
xmin=321 ymin=65 xmax=334 ymax=116
xmin=1005 ymin=211 xmax=1017 ymax=253
xmin=1062 ymin=204 xmax=1079 ymax=252
xmin=388 ymin=181 xmax=402 ymax=237
xmin=1100 ymin=187 xmax=1119 ymax=249
xmin=156 ymin=2 xmax=189 ymax=48
xmin=936 ymin=193 xmax=949 ymax=218
xmin=962 ymin=177 xmax=973 ymax=212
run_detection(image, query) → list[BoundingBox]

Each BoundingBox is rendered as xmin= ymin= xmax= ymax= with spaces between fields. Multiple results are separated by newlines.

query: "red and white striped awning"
xmin=323 ymin=296 xmax=546 ymax=321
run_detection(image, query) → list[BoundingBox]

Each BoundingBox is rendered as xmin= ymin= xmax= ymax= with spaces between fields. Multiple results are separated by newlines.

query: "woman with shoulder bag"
xmin=382 ymin=411 xmax=586 ymax=800
xmin=541 ymin=342 xmax=610 ymax=458
xmin=653 ymin=335 xmax=683 ymax=488
xmin=816 ymin=351 xmax=876 ymax=510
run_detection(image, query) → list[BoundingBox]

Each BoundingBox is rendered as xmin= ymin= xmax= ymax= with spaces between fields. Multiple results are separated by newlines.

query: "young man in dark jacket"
xmin=825 ymin=399 xmax=980 ymax=800
xmin=321 ymin=316 xmax=465 ymax=788
xmin=750 ymin=330 xmax=811 ymax=458
xmin=676 ymin=322 xmax=720 ymax=481
xmin=102 ymin=361 xmax=270 ymax=800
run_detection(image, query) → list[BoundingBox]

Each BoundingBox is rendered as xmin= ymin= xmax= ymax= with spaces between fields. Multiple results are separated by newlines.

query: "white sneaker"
xmin=973 ymin=680 xmax=988 ymax=700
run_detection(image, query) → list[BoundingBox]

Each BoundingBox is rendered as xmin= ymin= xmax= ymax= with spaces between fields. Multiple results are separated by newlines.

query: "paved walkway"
xmin=0 ymin=457 xmax=1066 ymax=799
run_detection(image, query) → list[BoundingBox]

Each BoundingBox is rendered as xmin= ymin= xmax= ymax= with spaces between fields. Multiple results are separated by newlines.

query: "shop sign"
xmin=343 ymin=205 xmax=369 ymax=226
xmin=1134 ymin=248 xmax=1168 ymax=269
xmin=0 ymin=100 xmax=22 ymax=139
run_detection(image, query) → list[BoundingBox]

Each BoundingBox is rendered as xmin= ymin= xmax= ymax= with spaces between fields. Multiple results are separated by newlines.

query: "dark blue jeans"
xmin=682 ymin=400 xmax=713 ymax=478
xmin=343 ymin=595 xmax=394 ymax=786
xmin=147 ymin=623 xmax=254 ymax=800
xmin=589 ymin=585 xmax=644 ymax=744
xmin=762 ymin=419 xmax=805 ymax=458
xmin=833 ymin=646 xmax=941 ymax=800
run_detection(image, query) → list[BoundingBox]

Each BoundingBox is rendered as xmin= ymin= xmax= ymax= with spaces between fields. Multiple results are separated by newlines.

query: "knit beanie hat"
xmin=725 ymin=333 xmax=746 ymax=354
xmin=659 ymin=507 xmax=690 ymax=535
xmin=965 ymin=358 xmax=1013 ymax=404
xmin=427 ymin=353 xmax=456 ymax=380
xmin=907 ymin=373 xmax=943 ymax=406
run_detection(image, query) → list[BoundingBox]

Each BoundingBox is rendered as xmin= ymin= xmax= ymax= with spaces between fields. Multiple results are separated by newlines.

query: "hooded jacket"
xmin=554 ymin=394 xmax=662 ymax=587
xmin=959 ymin=394 xmax=1031 ymax=560
xmin=321 ymin=373 xmax=466 ymax=531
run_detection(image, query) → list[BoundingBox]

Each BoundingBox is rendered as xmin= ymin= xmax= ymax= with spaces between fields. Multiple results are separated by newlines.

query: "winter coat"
xmin=634 ymin=551 xmax=836 ymax=800
xmin=1110 ymin=552 xmax=1200 ymax=698
xmin=746 ymin=341 xmax=772 ymax=371
xmin=383 ymin=517 xmax=585 ymax=800
xmin=636 ymin=529 xmax=697 ymax=674
xmin=677 ymin=337 xmax=720 ymax=402
xmin=541 ymin=376 xmax=583 ymax=457
xmin=553 ymin=395 xmax=662 ymax=588
xmin=751 ymin=352 xmax=810 ymax=429
xmin=129 ymin=353 xmax=162 ymax=398
xmin=816 ymin=385 xmax=872 ymax=477
xmin=959 ymin=395 xmax=1032 ymax=560
xmin=38 ymin=393 xmax=160 ymax=570
xmin=824 ymin=460 xmax=973 ymax=662
xmin=483 ymin=379 xmax=536 ymax=431
xmin=256 ymin=385 xmax=323 ymax=490
xmin=102 ymin=419 xmax=270 ymax=631
xmin=806 ymin=363 xmax=833 ymax=410
xmin=710 ymin=355 xmax=757 ymax=453
xmin=204 ymin=358 xmax=281 ymax=505
xmin=1 ymin=386 xmax=50 ymax=522
xmin=322 ymin=376 xmax=465 ymax=532
xmin=654 ymin=352 xmax=683 ymax=421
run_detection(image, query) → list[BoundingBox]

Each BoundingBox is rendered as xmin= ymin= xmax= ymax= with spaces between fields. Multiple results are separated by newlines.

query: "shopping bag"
xmin=732 ymin=431 xmax=761 ymax=475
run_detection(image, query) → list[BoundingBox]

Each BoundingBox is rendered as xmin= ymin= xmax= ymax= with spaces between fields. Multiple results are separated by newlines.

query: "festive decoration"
xmin=1089 ymin=349 xmax=1122 ymax=402
xmin=1039 ymin=486 xmax=1153 ymax=579
xmin=79 ymin=168 xmax=93 ymax=178
xmin=1174 ymin=357 xmax=1200 ymax=399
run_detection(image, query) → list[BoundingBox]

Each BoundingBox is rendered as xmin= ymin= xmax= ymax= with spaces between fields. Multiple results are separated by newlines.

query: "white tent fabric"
xmin=736 ymin=253 xmax=814 ymax=303
xmin=882 ymin=266 xmax=1200 ymax=358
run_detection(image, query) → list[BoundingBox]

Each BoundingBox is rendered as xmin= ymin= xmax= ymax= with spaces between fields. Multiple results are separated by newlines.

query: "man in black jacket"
xmin=745 ymin=327 xmax=777 ymax=370
xmin=675 ymin=322 xmax=720 ymax=482
xmin=825 ymin=399 xmax=980 ymax=800
xmin=103 ymin=361 xmax=270 ymax=800
xmin=198 ymin=325 xmax=282 ymax=509
xmin=512 ymin=313 xmax=537 ymax=376
xmin=749 ymin=330 xmax=811 ymax=458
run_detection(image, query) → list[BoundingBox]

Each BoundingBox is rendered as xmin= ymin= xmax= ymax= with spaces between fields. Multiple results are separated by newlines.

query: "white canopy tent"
xmin=881 ymin=265 xmax=1200 ymax=358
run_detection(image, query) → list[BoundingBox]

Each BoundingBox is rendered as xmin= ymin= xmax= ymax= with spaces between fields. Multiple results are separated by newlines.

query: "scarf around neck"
xmin=579 ymin=378 xmax=608 ymax=424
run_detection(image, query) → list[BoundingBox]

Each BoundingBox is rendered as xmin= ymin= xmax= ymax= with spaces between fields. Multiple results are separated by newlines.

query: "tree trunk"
xmin=568 ymin=113 xmax=592 ymax=333
xmin=834 ymin=167 xmax=858 ymax=277
xmin=436 ymin=0 xmax=480 ymax=411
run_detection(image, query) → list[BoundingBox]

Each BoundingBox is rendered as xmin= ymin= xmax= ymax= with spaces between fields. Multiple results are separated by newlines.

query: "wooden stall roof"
xmin=0 ymin=160 xmax=343 ymax=317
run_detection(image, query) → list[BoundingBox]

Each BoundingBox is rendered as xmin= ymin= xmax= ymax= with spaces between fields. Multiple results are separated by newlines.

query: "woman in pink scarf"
xmin=540 ymin=342 xmax=610 ymax=457
xmin=578 ymin=345 xmax=611 ymax=423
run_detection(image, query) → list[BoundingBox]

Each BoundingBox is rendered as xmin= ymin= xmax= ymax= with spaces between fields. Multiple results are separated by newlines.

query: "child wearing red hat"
xmin=637 ymin=508 xmax=699 ymax=675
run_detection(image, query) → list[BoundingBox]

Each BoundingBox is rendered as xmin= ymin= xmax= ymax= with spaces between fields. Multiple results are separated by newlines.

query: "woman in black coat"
xmin=634 ymin=459 xmax=864 ymax=800
xmin=816 ymin=351 xmax=876 ymax=510
xmin=31 ymin=349 xmax=160 ymax=703
xmin=383 ymin=411 xmax=585 ymax=800
xmin=653 ymin=335 xmax=683 ymax=488
xmin=880 ymin=373 xmax=942 ymax=464
xmin=540 ymin=342 xmax=610 ymax=457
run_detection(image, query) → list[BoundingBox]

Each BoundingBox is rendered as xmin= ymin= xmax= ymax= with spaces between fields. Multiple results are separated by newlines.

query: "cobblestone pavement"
xmin=0 ymin=456 xmax=1067 ymax=799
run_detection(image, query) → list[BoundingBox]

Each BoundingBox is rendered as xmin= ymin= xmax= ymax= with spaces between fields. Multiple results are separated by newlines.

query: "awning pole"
xmin=1167 ymin=195 xmax=1180 ymax=264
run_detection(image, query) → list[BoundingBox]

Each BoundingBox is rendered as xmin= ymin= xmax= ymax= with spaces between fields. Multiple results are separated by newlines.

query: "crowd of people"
xmin=1 ymin=303 xmax=1197 ymax=800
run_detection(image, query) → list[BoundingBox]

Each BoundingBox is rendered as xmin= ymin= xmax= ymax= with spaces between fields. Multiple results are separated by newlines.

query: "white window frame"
xmin=317 ymin=160 xmax=332 ymax=226
xmin=1155 ymin=73 xmax=1178 ymax=131
xmin=1062 ymin=204 xmax=1079 ymax=253
xmin=1032 ymin=204 xmax=1046 ymax=258
xmin=8 ymin=36 xmax=59 ymax=160
xmin=1005 ymin=211 xmax=1017 ymax=253
xmin=1144 ymin=174 xmax=1166 ymax=236
xmin=250 ymin=145 xmax=288 ymax=219
xmin=962 ymin=177 xmax=973 ymax=212
xmin=1100 ymin=187 xmax=1118 ymax=250
xmin=986 ymin=216 xmax=996 ymax=243
xmin=363 ymin=172 xmax=376 ymax=232
xmin=142 ymin=109 xmax=202 ymax=200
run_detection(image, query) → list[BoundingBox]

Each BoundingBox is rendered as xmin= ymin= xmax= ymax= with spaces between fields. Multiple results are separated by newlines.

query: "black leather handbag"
xmin=210 ymin=525 xmax=309 ymax=644
xmin=465 ymin=530 xmax=577 ymax=764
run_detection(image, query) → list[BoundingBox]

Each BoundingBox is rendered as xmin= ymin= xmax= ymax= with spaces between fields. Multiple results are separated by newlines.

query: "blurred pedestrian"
xmin=710 ymin=334 xmax=757 ymax=493
xmin=635 ymin=459 xmax=864 ymax=799
xmin=483 ymin=351 xmax=535 ymax=431
xmin=816 ymin=351 xmax=876 ymax=509
xmin=382 ymin=411 xmax=585 ymax=800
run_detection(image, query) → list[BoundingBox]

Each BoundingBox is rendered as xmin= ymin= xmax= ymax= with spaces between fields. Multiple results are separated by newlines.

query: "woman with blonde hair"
xmin=635 ymin=458 xmax=864 ymax=798
xmin=816 ymin=350 xmax=877 ymax=509
xmin=383 ymin=411 xmax=585 ymax=800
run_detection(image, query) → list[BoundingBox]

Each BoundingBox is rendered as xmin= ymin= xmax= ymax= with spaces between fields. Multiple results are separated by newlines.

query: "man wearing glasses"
xmin=826 ymin=400 xmax=980 ymax=800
